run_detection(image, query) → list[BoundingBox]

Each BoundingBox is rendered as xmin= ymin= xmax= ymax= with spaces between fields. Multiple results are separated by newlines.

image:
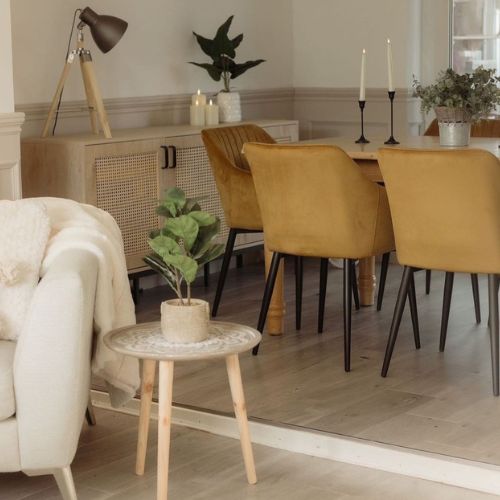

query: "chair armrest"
xmin=14 ymin=249 xmax=98 ymax=471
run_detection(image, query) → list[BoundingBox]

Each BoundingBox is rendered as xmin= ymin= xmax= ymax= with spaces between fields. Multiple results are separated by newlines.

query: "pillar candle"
xmin=387 ymin=39 xmax=395 ymax=92
xmin=190 ymin=99 xmax=205 ymax=126
xmin=192 ymin=89 xmax=207 ymax=106
xmin=205 ymin=99 xmax=219 ymax=126
xmin=359 ymin=49 xmax=366 ymax=101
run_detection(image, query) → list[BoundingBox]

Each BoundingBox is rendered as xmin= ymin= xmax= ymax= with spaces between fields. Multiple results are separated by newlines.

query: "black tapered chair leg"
xmin=425 ymin=269 xmax=432 ymax=295
xmin=408 ymin=272 xmax=421 ymax=349
xmin=351 ymin=261 xmax=360 ymax=311
xmin=211 ymin=228 xmax=238 ymax=317
xmin=471 ymin=274 xmax=481 ymax=324
xmin=381 ymin=266 xmax=413 ymax=377
xmin=377 ymin=252 xmax=391 ymax=311
xmin=131 ymin=277 xmax=141 ymax=305
xmin=295 ymin=256 xmax=303 ymax=330
xmin=318 ymin=258 xmax=329 ymax=334
xmin=203 ymin=263 xmax=210 ymax=287
xmin=488 ymin=274 xmax=499 ymax=396
xmin=236 ymin=254 xmax=244 ymax=269
xmin=253 ymin=252 xmax=283 ymax=355
xmin=343 ymin=259 xmax=353 ymax=372
xmin=439 ymin=272 xmax=455 ymax=352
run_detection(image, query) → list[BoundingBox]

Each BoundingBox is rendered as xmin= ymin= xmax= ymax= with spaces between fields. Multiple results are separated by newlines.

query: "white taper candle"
xmin=359 ymin=49 xmax=366 ymax=101
xmin=387 ymin=39 xmax=395 ymax=92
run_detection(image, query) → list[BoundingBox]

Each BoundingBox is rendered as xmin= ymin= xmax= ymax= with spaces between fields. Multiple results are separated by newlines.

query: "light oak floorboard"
xmin=119 ymin=258 xmax=500 ymax=467
xmin=0 ymin=409 xmax=495 ymax=499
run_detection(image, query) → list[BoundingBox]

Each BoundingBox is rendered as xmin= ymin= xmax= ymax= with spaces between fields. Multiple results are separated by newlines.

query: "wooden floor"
xmin=128 ymin=257 xmax=500 ymax=467
xmin=1 ymin=408 xmax=495 ymax=500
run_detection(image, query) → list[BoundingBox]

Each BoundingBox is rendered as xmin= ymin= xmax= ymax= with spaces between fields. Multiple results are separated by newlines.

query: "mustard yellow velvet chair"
xmin=421 ymin=117 xmax=500 ymax=311
xmin=201 ymin=125 xmax=275 ymax=318
xmin=244 ymin=143 xmax=397 ymax=371
xmin=378 ymin=148 xmax=500 ymax=394
xmin=202 ymin=125 xmax=359 ymax=329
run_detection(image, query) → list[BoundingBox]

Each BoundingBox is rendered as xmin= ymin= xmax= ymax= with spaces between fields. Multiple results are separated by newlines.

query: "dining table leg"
xmin=264 ymin=244 xmax=285 ymax=335
xmin=358 ymin=256 xmax=376 ymax=306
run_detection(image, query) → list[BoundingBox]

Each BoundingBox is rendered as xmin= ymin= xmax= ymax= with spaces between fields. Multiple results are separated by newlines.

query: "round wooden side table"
xmin=104 ymin=320 xmax=261 ymax=500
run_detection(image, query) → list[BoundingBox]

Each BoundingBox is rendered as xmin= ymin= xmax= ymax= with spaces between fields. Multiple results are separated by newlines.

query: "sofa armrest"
xmin=14 ymin=248 xmax=98 ymax=471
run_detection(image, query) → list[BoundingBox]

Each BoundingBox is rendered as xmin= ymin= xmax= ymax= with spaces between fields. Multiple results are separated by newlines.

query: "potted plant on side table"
xmin=413 ymin=67 xmax=500 ymax=146
xmin=144 ymin=188 xmax=224 ymax=343
xmin=189 ymin=15 xmax=265 ymax=123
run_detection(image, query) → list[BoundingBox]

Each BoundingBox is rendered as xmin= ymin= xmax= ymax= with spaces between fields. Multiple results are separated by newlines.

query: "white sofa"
xmin=0 ymin=248 xmax=98 ymax=500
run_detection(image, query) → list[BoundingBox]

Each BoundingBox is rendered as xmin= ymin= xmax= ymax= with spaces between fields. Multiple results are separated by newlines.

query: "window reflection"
xmin=452 ymin=0 xmax=500 ymax=73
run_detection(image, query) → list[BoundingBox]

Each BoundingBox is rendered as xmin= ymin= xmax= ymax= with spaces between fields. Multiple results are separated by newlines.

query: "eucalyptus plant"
xmin=413 ymin=67 xmax=500 ymax=121
xmin=144 ymin=188 xmax=224 ymax=305
xmin=189 ymin=15 xmax=265 ymax=92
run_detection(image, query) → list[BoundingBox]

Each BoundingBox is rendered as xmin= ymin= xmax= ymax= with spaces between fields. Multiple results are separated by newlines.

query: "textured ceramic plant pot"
xmin=161 ymin=299 xmax=210 ymax=343
xmin=435 ymin=107 xmax=472 ymax=147
xmin=217 ymin=91 xmax=242 ymax=123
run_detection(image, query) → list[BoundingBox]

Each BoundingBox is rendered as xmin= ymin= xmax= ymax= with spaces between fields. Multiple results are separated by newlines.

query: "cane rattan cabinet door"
xmin=161 ymin=123 xmax=298 ymax=250
xmin=85 ymin=139 xmax=163 ymax=272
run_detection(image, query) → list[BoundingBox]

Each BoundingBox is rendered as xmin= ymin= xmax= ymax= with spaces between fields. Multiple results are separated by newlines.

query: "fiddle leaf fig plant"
xmin=144 ymin=188 xmax=224 ymax=305
xmin=189 ymin=15 xmax=265 ymax=92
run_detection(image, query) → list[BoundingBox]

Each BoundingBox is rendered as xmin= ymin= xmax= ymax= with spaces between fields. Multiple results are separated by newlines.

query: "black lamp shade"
xmin=79 ymin=7 xmax=128 ymax=53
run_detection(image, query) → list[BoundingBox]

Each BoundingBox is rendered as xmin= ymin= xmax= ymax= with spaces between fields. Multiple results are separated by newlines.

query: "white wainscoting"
xmin=0 ymin=112 xmax=24 ymax=200
xmin=294 ymin=87 xmax=423 ymax=140
xmin=16 ymin=88 xmax=295 ymax=138
xmin=17 ymin=86 xmax=425 ymax=141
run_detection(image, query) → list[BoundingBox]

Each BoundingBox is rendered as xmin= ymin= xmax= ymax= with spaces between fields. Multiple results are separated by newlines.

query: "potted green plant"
xmin=413 ymin=67 xmax=500 ymax=146
xmin=189 ymin=15 xmax=265 ymax=123
xmin=144 ymin=188 xmax=224 ymax=343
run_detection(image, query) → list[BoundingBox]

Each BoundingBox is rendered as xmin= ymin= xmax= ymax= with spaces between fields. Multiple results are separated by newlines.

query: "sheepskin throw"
xmin=0 ymin=200 xmax=50 ymax=340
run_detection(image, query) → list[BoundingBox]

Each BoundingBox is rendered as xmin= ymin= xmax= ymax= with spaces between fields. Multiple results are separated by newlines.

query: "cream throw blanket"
xmin=40 ymin=197 xmax=140 ymax=407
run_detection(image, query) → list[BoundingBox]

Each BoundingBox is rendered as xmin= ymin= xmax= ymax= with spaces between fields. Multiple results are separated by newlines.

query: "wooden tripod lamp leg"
xmin=41 ymin=56 xmax=74 ymax=138
xmin=80 ymin=57 xmax=99 ymax=134
xmin=80 ymin=55 xmax=112 ymax=139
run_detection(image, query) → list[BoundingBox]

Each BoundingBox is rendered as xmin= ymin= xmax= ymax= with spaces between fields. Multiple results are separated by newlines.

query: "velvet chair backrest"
xmin=424 ymin=116 xmax=500 ymax=138
xmin=243 ymin=143 xmax=394 ymax=259
xmin=202 ymin=125 xmax=275 ymax=230
xmin=378 ymin=148 xmax=500 ymax=274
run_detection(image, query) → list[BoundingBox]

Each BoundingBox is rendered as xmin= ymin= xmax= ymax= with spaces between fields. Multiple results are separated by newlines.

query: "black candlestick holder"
xmin=355 ymin=100 xmax=370 ymax=144
xmin=384 ymin=91 xmax=400 ymax=145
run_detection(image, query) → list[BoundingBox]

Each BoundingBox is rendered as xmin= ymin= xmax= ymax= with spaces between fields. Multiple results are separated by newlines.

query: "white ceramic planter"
xmin=217 ymin=91 xmax=242 ymax=123
xmin=160 ymin=299 xmax=210 ymax=343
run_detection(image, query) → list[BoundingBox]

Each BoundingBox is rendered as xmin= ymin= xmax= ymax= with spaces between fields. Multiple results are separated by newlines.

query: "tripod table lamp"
xmin=42 ymin=7 xmax=128 ymax=139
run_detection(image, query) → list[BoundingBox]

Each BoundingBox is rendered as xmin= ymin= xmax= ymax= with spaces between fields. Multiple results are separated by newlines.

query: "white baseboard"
xmin=90 ymin=389 xmax=500 ymax=496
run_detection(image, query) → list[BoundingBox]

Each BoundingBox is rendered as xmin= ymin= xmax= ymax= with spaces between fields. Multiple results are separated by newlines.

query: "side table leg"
xmin=225 ymin=354 xmax=257 ymax=485
xmin=136 ymin=359 xmax=157 ymax=475
xmin=158 ymin=361 xmax=174 ymax=500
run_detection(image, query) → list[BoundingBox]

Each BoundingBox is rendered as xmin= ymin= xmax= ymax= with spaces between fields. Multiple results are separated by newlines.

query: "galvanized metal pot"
xmin=435 ymin=107 xmax=472 ymax=147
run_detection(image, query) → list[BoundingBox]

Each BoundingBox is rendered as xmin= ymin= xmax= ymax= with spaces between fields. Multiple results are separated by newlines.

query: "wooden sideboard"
xmin=21 ymin=120 xmax=299 ymax=273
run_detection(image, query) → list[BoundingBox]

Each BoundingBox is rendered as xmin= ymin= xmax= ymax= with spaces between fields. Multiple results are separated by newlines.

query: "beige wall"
xmin=11 ymin=0 xmax=293 ymax=105
xmin=0 ymin=0 xmax=14 ymax=112
xmin=292 ymin=0 xmax=422 ymax=89
xmin=10 ymin=1 xmax=451 ymax=138
xmin=421 ymin=0 xmax=450 ymax=85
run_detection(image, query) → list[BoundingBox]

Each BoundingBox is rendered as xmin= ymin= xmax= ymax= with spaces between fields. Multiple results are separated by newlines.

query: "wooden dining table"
xmin=264 ymin=135 xmax=500 ymax=336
